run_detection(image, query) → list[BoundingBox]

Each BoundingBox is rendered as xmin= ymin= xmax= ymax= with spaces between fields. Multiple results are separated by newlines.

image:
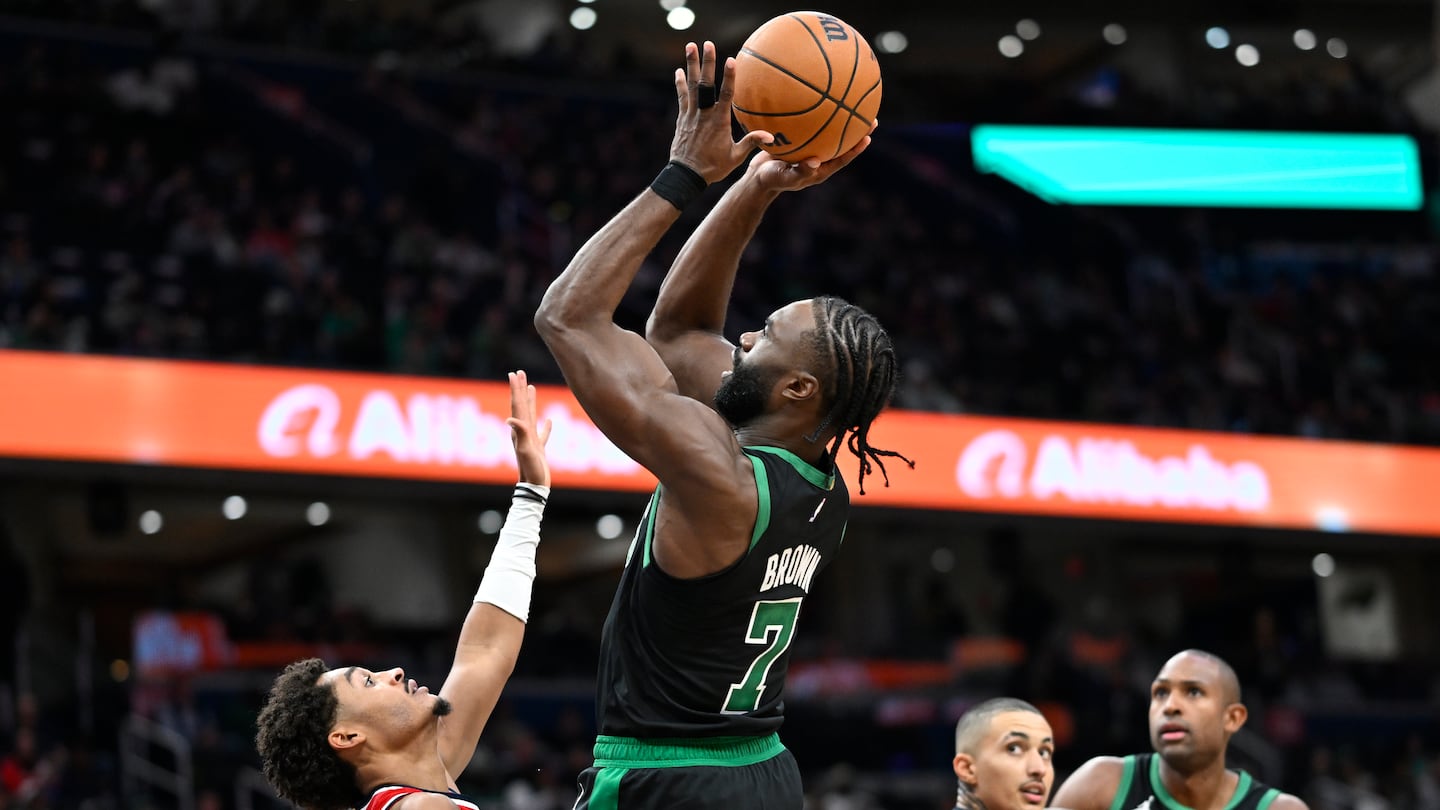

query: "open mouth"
xmin=1158 ymin=724 xmax=1189 ymax=743
xmin=1019 ymin=783 xmax=1047 ymax=805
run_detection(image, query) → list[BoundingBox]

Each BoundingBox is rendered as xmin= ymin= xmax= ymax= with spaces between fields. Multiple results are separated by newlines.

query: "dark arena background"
xmin=0 ymin=0 xmax=1438 ymax=807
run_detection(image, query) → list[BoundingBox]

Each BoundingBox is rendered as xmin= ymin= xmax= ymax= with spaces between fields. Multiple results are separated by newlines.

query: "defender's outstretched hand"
xmin=670 ymin=41 xmax=774 ymax=183
xmin=506 ymin=370 xmax=552 ymax=488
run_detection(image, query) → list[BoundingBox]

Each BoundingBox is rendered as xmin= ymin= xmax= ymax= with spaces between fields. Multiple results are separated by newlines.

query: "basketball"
xmin=732 ymin=11 xmax=882 ymax=164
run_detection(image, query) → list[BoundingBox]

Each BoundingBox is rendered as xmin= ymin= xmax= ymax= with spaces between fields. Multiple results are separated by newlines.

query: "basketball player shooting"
xmin=535 ymin=40 xmax=910 ymax=810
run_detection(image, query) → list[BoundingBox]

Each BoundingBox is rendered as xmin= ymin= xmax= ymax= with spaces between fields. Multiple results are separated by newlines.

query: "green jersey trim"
xmin=641 ymin=489 xmax=659 ymax=569
xmin=1108 ymin=756 xmax=1138 ymax=810
xmin=745 ymin=450 xmax=773 ymax=552
xmin=591 ymin=733 xmax=786 ymax=769
xmin=1149 ymin=753 xmax=1254 ymax=810
xmin=744 ymin=446 xmax=835 ymax=491
xmin=1255 ymin=790 xmax=1280 ymax=810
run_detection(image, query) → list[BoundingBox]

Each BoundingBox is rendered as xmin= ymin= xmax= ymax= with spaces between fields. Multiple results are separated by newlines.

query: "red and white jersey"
xmin=363 ymin=784 xmax=481 ymax=810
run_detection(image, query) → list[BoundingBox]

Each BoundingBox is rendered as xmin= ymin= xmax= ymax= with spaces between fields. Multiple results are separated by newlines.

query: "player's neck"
xmin=734 ymin=425 xmax=829 ymax=467
xmin=1156 ymin=755 xmax=1236 ymax=810
xmin=358 ymin=747 xmax=453 ymax=797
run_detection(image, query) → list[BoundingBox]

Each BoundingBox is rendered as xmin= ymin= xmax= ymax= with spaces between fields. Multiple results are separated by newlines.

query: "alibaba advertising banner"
xmin=3 ymin=350 xmax=1440 ymax=536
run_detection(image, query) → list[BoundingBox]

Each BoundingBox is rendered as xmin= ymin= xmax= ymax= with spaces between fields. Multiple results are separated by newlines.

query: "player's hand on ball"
xmin=670 ymin=41 xmax=774 ymax=184
xmin=745 ymin=124 xmax=874 ymax=192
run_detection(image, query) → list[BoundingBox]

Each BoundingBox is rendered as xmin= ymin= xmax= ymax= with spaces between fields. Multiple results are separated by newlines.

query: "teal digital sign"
xmin=970 ymin=125 xmax=1423 ymax=210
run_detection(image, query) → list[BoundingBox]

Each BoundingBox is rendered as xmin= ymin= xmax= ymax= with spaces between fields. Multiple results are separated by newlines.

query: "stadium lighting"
xmin=998 ymin=35 xmax=1024 ymax=57
xmin=1326 ymin=37 xmax=1348 ymax=58
xmin=139 ymin=510 xmax=163 ymax=535
xmin=666 ymin=6 xmax=695 ymax=30
xmin=1293 ymin=29 xmax=1317 ymax=50
xmin=306 ymin=501 xmax=331 ymax=527
xmin=478 ymin=510 xmax=503 ymax=534
xmin=876 ymin=31 xmax=908 ymax=54
xmin=1205 ymin=26 xmax=1230 ymax=49
xmin=596 ymin=514 xmax=624 ymax=540
xmin=1016 ymin=19 xmax=1041 ymax=40
xmin=1102 ymin=24 xmax=1127 ymax=45
xmin=1235 ymin=44 xmax=1259 ymax=66
xmin=930 ymin=547 xmax=955 ymax=573
xmin=223 ymin=495 xmax=247 ymax=520
xmin=569 ymin=7 xmax=597 ymax=30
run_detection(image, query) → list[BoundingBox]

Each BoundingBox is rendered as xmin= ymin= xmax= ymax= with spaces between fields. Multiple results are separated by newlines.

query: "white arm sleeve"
xmin=473 ymin=483 xmax=549 ymax=623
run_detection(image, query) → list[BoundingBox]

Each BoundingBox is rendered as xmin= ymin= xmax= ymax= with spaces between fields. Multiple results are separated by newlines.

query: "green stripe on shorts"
xmin=590 ymin=766 xmax=626 ymax=810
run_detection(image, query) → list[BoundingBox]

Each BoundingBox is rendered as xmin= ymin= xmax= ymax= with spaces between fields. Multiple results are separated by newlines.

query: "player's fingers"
xmin=674 ymin=68 xmax=688 ymax=110
xmin=507 ymin=371 xmax=522 ymax=416
xmin=717 ymin=57 xmax=739 ymax=105
xmin=536 ymin=418 xmax=553 ymax=446
xmin=696 ymin=41 xmax=719 ymax=109
xmin=736 ymin=129 xmax=774 ymax=156
xmin=504 ymin=416 xmax=526 ymax=442
xmin=684 ymin=41 xmax=700 ymax=87
xmin=700 ymin=41 xmax=717 ymax=85
xmin=821 ymin=135 xmax=871 ymax=174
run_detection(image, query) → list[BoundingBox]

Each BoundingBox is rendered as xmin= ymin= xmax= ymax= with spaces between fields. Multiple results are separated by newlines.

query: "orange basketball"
xmin=732 ymin=11 xmax=882 ymax=163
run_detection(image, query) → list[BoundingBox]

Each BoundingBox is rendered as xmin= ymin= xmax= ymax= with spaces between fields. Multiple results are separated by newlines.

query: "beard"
xmin=432 ymin=696 xmax=453 ymax=717
xmin=714 ymin=360 xmax=778 ymax=427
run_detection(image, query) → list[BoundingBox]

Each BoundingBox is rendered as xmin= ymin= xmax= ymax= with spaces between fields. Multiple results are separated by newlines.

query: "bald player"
xmin=1051 ymin=650 xmax=1307 ymax=810
xmin=951 ymin=698 xmax=1055 ymax=810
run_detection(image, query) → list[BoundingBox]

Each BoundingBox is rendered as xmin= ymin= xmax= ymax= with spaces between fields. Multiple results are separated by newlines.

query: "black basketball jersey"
xmin=1108 ymin=754 xmax=1282 ymax=810
xmin=594 ymin=445 xmax=849 ymax=738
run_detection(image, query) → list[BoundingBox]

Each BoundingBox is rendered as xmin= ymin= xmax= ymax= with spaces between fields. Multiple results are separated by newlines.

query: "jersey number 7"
xmin=721 ymin=598 xmax=803 ymax=714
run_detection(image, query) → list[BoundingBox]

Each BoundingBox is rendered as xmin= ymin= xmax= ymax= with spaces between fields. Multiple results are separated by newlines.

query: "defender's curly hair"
xmin=255 ymin=658 xmax=364 ymax=810
xmin=806 ymin=295 xmax=914 ymax=494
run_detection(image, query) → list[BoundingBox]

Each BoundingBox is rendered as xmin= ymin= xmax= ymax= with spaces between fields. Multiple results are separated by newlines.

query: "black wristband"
xmin=650 ymin=160 xmax=707 ymax=210
xmin=513 ymin=484 xmax=547 ymax=505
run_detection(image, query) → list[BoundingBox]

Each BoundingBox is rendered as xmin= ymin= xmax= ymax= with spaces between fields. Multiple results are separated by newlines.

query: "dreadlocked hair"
xmin=254 ymin=658 xmax=364 ymax=810
xmin=805 ymin=295 xmax=914 ymax=494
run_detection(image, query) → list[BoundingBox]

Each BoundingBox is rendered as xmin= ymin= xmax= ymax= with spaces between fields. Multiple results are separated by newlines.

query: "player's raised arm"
xmin=536 ymin=40 xmax=769 ymax=434
xmin=534 ymin=43 xmax=770 ymax=532
xmin=647 ymin=139 xmax=872 ymax=404
xmin=435 ymin=371 xmax=551 ymax=776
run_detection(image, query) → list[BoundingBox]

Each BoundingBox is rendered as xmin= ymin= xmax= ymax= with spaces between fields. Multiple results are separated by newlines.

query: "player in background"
xmin=1050 ymin=650 xmax=1308 ymax=810
xmin=951 ymin=698 xmax=1056 ymax=810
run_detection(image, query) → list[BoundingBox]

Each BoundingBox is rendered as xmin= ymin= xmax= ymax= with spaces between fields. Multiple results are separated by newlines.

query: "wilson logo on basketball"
xmin=955 ymin=429 xmax=1272 ymax=512
xmin=817 ymin=15 xmax=849 ymax=41
xmin=257 ymin=383 xmax=638 ymax=474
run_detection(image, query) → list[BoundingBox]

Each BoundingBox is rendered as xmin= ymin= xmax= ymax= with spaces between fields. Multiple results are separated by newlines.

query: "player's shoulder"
xmin=390 ymin=792 xmax=466 ymax=809
xmin=1065 ymin=754 xmax=1130 ymax=785
xmin=367 ymin=785 xmax=471 ymax=810
xmin=1051 ymin=755 xmax=1130 ymax=810
xmin=1264 ymin=791 xmax=1309 ymax=810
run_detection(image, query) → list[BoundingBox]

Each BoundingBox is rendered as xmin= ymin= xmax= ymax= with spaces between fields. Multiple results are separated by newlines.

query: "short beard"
xmin=713 ymin=361 xmax=778 ymax=427
xmin=432 ymin=697 xmax=453 ymax=717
